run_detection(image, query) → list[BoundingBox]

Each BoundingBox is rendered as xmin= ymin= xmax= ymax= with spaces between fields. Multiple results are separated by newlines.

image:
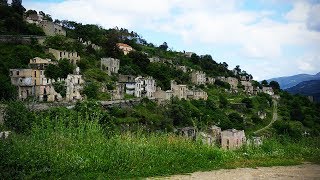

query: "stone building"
xmin=28 ymin=57 xmax=57 ymax=70
xmin=171 ymin=80 xmax=188 ymax=100
xmin=191 ymin=71 xmax=206 ymax=85
xmin=134 ymin=76 xmax=156 ymax=98
xmin=48 ymin=48 xmax=80 ymax=65
xmin=226 ymin=77 xmax=239 ymax=90
xmin=177 ymin=65 xmax=188 ymax=73
xmin=108 ymin=83 xmax=125 ymax=100
xmin=187 ymin=88 xmax=208 ymax=100
xmin=118 ymin=75 xmax=136 ymax=96
xmin=241 ymin=81 xmax=254 ymax=94
xmin=206 ymin=77 xmax=215 ymax=84
xmin=101 ymin=58 xmax=120 ymax=75
xmin=200 ymin=126 xmax=222 ymax=146
xmin=221 ymin=129 xmax=246 ymax=150
xmin=39 ymin=20 xmax=66 ymax=36
xmin=65 ymin=74 xmax=84 ymax=102
xmin=26 ymin=13 xmax=43 ymax=24
xmin=154 ymin=87 xmax=173 ymax=102
xmin=148 ymin=57 xmax=160 ymax=63
xmin=116 ymin=43 xmax=134 ymax=55
xmin=184 ymin=52 xmax=194 ymax=58
xmin=262 ymin=86 xmax=274 ymax=96
xmin=177 ymin=127 xmax=197 ymax=140
xmin=9 ymin=69 xmax=34 ymax=100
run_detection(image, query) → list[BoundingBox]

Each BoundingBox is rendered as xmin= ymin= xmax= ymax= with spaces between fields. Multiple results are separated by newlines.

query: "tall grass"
xmin=0 ymin=111 xmax=319 ymax=179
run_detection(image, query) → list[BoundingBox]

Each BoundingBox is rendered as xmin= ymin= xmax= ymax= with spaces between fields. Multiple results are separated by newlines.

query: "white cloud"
xmin=24 ymin=0 xmax=320 ymax=80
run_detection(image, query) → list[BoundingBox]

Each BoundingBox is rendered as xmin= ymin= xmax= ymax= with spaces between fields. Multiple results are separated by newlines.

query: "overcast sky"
xmin=23 ymin=0 xmax=320 ymax=80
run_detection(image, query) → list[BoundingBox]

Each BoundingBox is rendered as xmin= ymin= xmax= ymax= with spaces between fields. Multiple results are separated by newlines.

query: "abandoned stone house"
xmin=65 ymin=74 xmax=84 ymax=102
xmin=177 ymin=127 xmax=197 ymax=140
xmin=9 ymin=68 xmax=61 ymax=101
xmin=177 ymin=125 xmax=246 ymax=150
xmin=134 ymin=76 xmax=156 ymax=98
xmin=241 ymin=80 xmax=254 ymax=94
xmin=154 ymin=87 xmax=174 ymax=102
xmin=148 ymin=57 xmax=160 ymax=63
xmin=262 ymin=86 xmax=274 ymax=96
xmin=226 ymin=77 xmax=239 ymax=90
xmin=116 ymin=43 xmax=134 ymax=55
xmin=29 ymin=57 xmax=57 ymax=70
xmin=170 ymin=80 xmax=188 ymax=100
xmin=101 ymin=58 xmax=120 ymax=76
xmin=187 ymin=88 xmax=208 ymax=100
xmin=177 ymin=65 xmax=188 ymax=73
xmin=118 ymin=75 xmax=136 ymax=96
xmin=184 ymin=51 xmax=194 ymax=58
xmin=191 ymin=71 xmax=206 ymax=85
xmin=25 ymin=13 xmax=43 ymax=25
xmin=107 ymin=83 xmax=125 ymax=100
xmin=39 ymin=20 xmax=66 ymax=36
xmin=78 ymin=38 xmax=101 ymax=51
xmin=221 ymin=129 xmax=246 ymax=150
xmin=10 ymin=68 xmax=35 ymax=100
xmin=48 ymin=48 xmax=80 ymax=65
xmin=206 ymin=77 xmax=215 ymax=84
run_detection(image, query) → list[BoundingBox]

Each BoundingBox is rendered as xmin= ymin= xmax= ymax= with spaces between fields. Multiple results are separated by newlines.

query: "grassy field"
xmin=0 ymin=113 xmax=319 ymax=179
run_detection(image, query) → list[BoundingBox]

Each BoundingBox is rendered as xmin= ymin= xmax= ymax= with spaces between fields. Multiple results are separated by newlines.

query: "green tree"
xmin=83 ymin=82 xmax=99 ymax=99
xmin=241 ymin=97 xmax=253 ymax=108
xmin=261 ymin=80 xmax=269 ymax=86
xmin=4 ymin=101 xmax=34 ymax=134
xmin=219 ymin=95 xmax=229 ymax=108
xmin=228 ymin=112 xmax=244 ymax=129
xmin=159 ymin=42 xmax=168 ymax=51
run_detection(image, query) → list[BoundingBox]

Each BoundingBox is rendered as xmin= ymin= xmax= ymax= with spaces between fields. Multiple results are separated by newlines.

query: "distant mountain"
xmin=268 ymin=72 xmax=320 ymax=89
xmin=286 ymin=80 xmax=320 ymax=102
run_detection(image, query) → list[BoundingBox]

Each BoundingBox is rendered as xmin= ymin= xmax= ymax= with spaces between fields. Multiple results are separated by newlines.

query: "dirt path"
xmin=153 ymin=163 xmax=320 ymax=180
xmin=254 ymin=99 xmax=278 ymax=134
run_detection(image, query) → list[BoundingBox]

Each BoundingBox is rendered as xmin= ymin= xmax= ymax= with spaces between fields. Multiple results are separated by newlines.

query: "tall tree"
xmin=261 ymin=80 xmax=269 ymax=86
xmin=159 ymin=42 xmax=168 ymax=51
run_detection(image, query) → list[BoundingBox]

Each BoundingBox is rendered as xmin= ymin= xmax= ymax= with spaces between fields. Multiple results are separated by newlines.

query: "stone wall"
xmin=0 ymin=35 xmax=46 ymax=45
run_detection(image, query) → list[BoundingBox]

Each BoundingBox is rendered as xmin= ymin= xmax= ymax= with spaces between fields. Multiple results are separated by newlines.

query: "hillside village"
xmin=2 ymin=9 xmax=281 ymax=150
xmin=1 ymin=1 xmax=320 ymax=178
xmin=10 ymin=11 xmax=276 ymax=103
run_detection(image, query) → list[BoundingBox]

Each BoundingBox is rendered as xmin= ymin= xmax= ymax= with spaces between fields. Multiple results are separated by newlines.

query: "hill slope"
xmin=285 ymin=80 xmax=320 ymax=102
xmin=268 ymin=72 xmax=320 ymax=89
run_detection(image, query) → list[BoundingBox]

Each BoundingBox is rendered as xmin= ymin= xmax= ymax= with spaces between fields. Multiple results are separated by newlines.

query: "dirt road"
xmin=153 ymin=163 xmax=320 ymax=180
xmin=254 ymin=99 xmax=278 ymax=134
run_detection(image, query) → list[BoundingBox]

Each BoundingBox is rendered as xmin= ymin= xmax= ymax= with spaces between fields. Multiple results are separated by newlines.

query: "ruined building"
xmin=49 ymin=48 xmax=80 ymax=65
xmin=101 ymin=58 xmax=120 ymax=75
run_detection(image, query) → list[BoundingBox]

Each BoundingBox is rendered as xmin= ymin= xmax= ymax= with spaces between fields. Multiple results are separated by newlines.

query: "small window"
xmin=16 ymin=71 xmax=19 ymax=76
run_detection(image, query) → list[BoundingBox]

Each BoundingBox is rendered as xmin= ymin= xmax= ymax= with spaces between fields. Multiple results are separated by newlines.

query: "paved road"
xmin=254 ymin=99 xmax=278 ymax=134
xmin=153 ymin=163 xmax=320 ymax=180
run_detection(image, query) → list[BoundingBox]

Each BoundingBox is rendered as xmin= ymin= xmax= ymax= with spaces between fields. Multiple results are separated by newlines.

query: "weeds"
xmin=0 ymin=112 xmax=319 ymax=179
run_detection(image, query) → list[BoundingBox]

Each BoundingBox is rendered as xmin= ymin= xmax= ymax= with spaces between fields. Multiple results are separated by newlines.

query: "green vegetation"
xmin=1 ymin=3 xmax=320 ymax=179
xmin=0 ymin=106 xmax=319 ymax=179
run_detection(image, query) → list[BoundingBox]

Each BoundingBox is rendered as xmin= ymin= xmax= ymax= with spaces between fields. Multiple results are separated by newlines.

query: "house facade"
xmin=101 ymin=58 xmax=120 ymax=75
xmin=191 ymin=71 xmax=206 ymax=85
xmin=39 ymin=20 xmax=66 ymax=36
xmin=134 ymin=76 xmax=156 ymax=98
xmin=221 ymin=129 xmax=246 ymax=150
xmin=118 ymin=74 xmax=136 ymax=96
xmin=241 ymin=80 xmax=254 ymax=94
xmin=262 ymin=86 xmax=274 ymax=96
xmin=49 ymin=48 xmax=80 ymax=65
xmin=171 ymin=80 xmax=188 ymax=100
xmin=65 ymin=74 xmax=84 ymax=102
xmin=187 ymin=88 xmax=208 ymax=100
xmin=29 ymin=57 xmax=57 ymax=70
